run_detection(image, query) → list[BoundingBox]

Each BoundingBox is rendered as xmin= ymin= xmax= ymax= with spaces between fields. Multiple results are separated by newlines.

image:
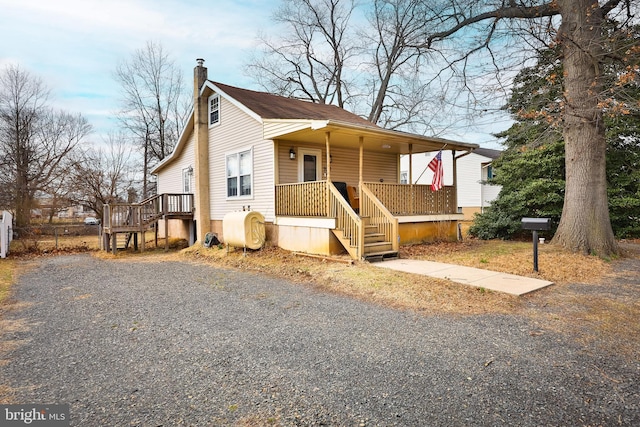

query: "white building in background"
xmin=400 ymin=147 xmax=502 ymax=219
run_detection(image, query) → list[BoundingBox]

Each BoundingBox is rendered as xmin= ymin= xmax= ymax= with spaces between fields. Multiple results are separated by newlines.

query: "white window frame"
xmin=182 ymin=167 xmax=192 ymax=193
xmin=481 ymin=162 xmax=494 ymax=181
xmin=226 ymin=147 xmax=254 ymax=199
xmin=208 ymin=93 xmax=220 ymax=127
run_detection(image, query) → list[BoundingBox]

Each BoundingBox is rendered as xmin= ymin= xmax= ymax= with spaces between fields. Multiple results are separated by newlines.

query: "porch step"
xmin=364 ymin=232 xmax=385 ymax=244
xmin=364 ymin=241 xmax=393 ymax=253
xmin=363 ymin=250 xmax=399 ymax=262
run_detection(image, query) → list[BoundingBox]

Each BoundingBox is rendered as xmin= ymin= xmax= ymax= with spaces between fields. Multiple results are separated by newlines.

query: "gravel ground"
xmin=1 ymin=254 xmax=638 ymax=426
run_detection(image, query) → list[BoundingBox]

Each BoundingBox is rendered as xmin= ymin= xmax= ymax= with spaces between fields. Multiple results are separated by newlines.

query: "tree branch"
xmin=422 ymin=2 xmax=561 ymax=49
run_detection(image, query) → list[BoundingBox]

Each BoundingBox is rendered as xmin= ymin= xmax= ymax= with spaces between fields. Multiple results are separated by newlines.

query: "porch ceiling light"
xmin=289 ymin=148 xmax=296 ymax=160
xmin=381 ymin=144 xmax=391 ymax=149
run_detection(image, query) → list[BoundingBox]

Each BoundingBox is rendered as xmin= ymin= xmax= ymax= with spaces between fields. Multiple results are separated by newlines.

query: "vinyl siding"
xmin=277 ymin=143 xmax=398 ymax=186
xmin=209 ymin=96 xmax=275 ymax=221
xmin=156 ymin=132 xmax=195 ymax=194
xmin=399 ymin=151 xmax=502 ymax=208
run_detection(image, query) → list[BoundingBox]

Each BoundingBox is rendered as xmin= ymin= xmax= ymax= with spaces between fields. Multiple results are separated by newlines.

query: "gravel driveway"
xmin=1 ymin=254 xmax=638 ymax=426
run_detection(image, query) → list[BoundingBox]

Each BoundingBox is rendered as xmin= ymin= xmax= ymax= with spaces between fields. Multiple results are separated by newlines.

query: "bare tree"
xmin=362 ymin=0 xmax=433 ymax=126
xmin=0 ymin=64 xmax=91 ymax=231
xmin=248 ymin=0 xmax=456 ymax=134
xmin=69 ymin=132 xmax=136 ymax=221
xmin=417 ymin=0 xmax=637 ymax=256
xmin=249 ymin=0 xmax=357 ymax=107
xmin=114 ymin=41 xmax=188 ymax=199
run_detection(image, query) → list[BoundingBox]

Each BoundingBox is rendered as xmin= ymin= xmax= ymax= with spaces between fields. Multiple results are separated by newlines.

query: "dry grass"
xmin=9 ymin=233 xmax=101 ymax=255
xmin=0 ymin=259 xmax=15 ymax=304
xmin=93 ymin=236 xmax=189 ymax=262
xmin=400 ymin=239 xmax=611 ymax=285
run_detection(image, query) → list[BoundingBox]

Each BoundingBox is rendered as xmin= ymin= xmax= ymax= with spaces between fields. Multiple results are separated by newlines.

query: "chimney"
xmin=192 ymin=58 xmax=211 ymax=243
xmin=194 ymin=58 xmax=207 ymax=94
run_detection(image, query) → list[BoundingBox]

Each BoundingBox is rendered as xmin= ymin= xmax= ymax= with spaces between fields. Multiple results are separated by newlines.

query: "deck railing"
xmin=328 ymin=182 xmax=363 ymax=259
xmin=275 ymin=182 xmax=456 ymax=217
xmin=360 ymin=183 xmax=399 ymax=252
xmin=364 ymin=183 xmax=456 ymax=215
xmin=162 ymin=193 xmax=194 ymax=216
xmin=103 ymin=193 xmax=194 ymax=233
xmin=275 ymin=181 xmax=328 ymax=217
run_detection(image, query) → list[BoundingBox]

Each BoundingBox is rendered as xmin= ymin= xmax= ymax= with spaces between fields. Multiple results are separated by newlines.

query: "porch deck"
xmin=103 ymin=193 xmax=194 ymax=253
xmin=276 ymin=181 xmax=456 ymax=217
xmin=275 ymin=181 xmax=457 ymax=260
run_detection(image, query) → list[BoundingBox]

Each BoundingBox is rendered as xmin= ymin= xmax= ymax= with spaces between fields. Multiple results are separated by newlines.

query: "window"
xmin=487 ymin=165 xmax=495 ymax=180
xmin=226 ymin=148 xmax=252 ymax=197
xmin=182 ymin=167 xmax=192 ymax=193
xmin=482 ymin=163 xmax=495 ymax=181
xmin=209 ymin=94 xmax=220 ymax=126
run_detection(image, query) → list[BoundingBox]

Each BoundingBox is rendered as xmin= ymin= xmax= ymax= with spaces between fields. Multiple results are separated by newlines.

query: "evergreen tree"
xmin=470 ymin=25 xmax=640 ymax=240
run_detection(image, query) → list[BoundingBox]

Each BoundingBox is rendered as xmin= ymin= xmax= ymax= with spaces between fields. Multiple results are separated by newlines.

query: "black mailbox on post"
xmin=521 ymin=217 xmax=551 ymax=231
xmin=521 ymin=217 xmax=551 ymax=272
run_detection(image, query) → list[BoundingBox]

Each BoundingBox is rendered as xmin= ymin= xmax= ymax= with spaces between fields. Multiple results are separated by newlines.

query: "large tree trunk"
xmin=552 ymin=0 xmax=618 ymax=256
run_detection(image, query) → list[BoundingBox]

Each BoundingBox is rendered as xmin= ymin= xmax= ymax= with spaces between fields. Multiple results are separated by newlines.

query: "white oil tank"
xmin=222 ymin=210 xmax=265 ymax=250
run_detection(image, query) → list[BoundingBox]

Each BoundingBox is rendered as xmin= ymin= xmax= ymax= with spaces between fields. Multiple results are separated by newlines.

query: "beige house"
xmin=151 ymin=60 xmax=478 ymax=260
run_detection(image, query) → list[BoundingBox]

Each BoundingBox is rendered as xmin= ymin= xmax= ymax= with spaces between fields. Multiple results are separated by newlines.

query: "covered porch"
xmin=267 ymin=119 xmax=478 ymax=260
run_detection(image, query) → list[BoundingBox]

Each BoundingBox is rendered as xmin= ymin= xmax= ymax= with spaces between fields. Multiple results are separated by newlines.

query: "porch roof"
xmin=264 ymin=119 xmax=478 ymax=154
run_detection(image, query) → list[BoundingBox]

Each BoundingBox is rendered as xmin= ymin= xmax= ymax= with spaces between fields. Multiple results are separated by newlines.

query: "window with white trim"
xmin=226 ymin=148 xmax=253 ymax=197
xmin=209 ymin=94 xmax=220 ymax=126
xmin=182 ymin=168 xmax=192 ymax=193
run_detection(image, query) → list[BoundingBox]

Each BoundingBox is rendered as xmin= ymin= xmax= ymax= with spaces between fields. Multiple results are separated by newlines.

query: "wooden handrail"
xmin=361 ymin=183 xmax=399 ymax=252
xmin=328 ymin=182 xmax=363 ymax=259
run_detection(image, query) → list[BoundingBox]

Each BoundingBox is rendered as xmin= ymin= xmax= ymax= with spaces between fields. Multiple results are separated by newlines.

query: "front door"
xmin=298 ymin=148 xmax=322 ymax=182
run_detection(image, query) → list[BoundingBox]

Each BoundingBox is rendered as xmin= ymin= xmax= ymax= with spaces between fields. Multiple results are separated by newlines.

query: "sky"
xmin=0 ymin=0 xmax=509 ymax=149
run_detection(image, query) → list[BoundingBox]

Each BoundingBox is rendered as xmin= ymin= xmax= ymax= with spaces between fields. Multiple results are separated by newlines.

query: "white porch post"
xmin=409 ymin=143 xmax=413 ymax=184
xmin=409 ymin=143 xmax=413 ymax=214
xmin=452 ymin=150 xmax=458 ymax=212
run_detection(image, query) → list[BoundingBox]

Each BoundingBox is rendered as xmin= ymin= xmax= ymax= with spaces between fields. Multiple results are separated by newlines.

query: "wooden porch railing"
xmin=275 ymin=181 xmax=328 ymax=217
xmin=162 ymin=193 xmax=194 ymax=216
xmin=103 ymin=193 xmax=194 ymax=233
xmin=364 ymin=183 xmax=456 ymax=215
xmin=275 ymin=182 xmax=457 ymax=217
xmin=360 ymin=183 xmax=399 ymax=252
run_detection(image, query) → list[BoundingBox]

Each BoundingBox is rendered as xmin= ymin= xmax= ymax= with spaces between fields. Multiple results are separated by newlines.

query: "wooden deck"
xmin=102 ymin=193 xmax=194 ymax=254
xmin=275 ymin=182 xmax=456 ymax=217
xmin=275 ymin=181 xmax=457 ymax=260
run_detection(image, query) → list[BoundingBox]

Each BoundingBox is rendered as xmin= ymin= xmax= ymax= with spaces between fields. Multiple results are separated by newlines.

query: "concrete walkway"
xmin=372 ymin=259 xmax=553 ymax=296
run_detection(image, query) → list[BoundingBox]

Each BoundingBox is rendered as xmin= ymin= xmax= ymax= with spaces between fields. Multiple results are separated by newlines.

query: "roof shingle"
xmin=211 ymin=81 xmax=378 ymax=128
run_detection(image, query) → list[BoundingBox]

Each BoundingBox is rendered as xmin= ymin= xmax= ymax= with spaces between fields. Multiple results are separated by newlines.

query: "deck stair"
xmin=329 ymin=182 xmax=398 ymax=261
xmin=361 ymin=220 xmax=398 ymax=262
xmin=102 ymin=193 xmax=194 ymax=254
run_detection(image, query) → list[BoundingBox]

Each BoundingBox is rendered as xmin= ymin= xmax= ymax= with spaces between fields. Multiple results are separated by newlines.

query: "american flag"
xmin=428 ymin=150 xmax=443 ymax=192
